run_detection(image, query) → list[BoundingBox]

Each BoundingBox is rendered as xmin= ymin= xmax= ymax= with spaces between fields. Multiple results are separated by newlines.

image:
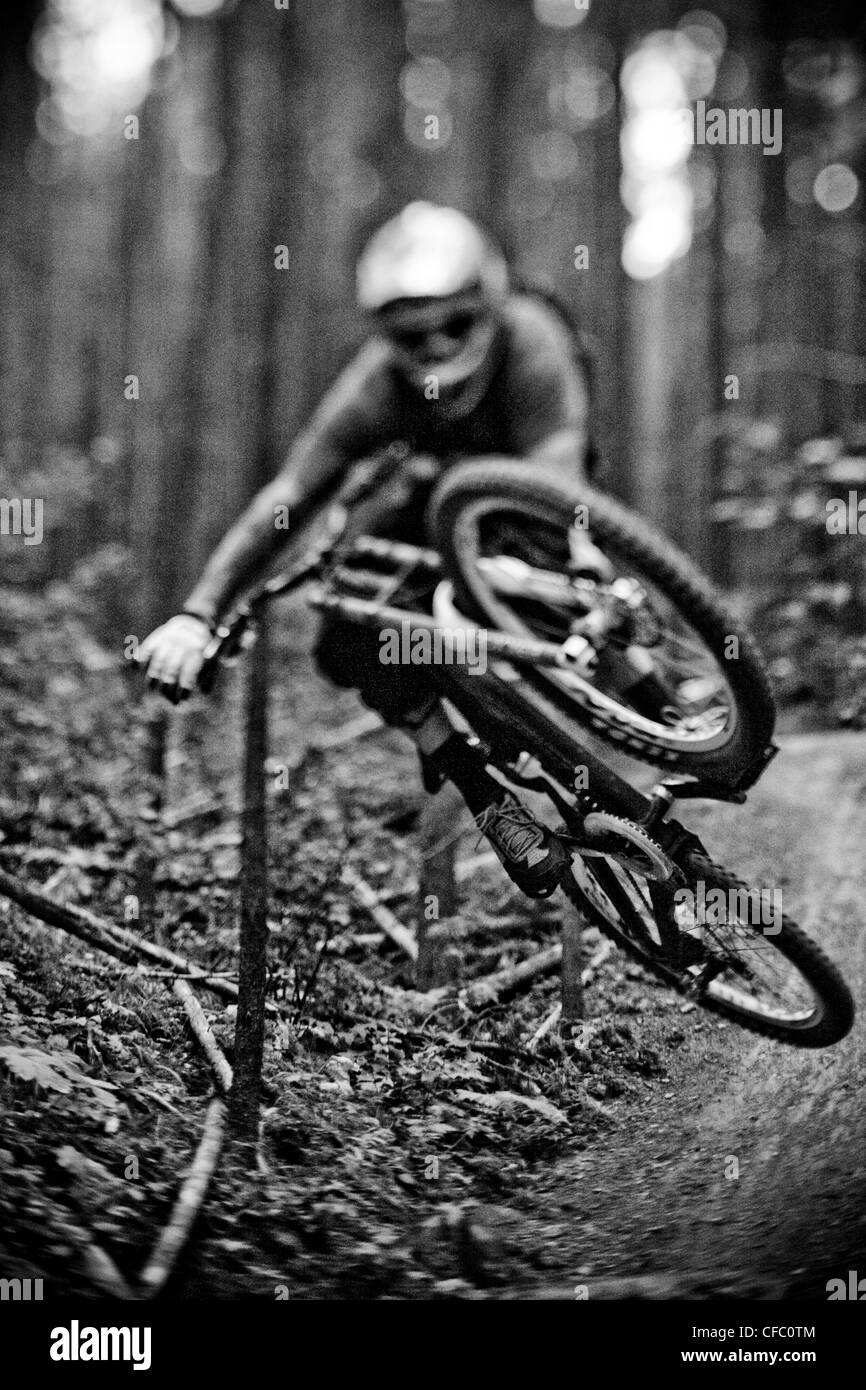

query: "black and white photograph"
xmin=0 ymin=0 xmax=865 ymax=1355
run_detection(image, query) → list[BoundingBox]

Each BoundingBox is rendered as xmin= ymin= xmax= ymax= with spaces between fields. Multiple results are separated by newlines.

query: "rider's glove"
xmin=136 ymin=613 xmax=213 ymax=704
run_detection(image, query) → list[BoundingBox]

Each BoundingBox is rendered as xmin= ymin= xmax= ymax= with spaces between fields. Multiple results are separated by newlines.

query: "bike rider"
xmin=138 ymin=201 xmax=616 ymax=898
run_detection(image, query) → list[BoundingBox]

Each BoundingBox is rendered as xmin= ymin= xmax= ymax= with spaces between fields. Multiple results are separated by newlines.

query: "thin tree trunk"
xmin=229 ymin=620 xmax=270 ymax=1141
xmin=228 ymin=0 xmax=300 ymax=1144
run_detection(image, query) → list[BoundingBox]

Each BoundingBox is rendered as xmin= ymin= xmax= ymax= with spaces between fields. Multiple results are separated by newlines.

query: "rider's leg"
xmin=404 ymin=699 xmax=571 ymax=899
xmin=411 ymin=703 xmax=571 ymax=896
xmin=314 ymin=617 xmax=569 ymax=898
xmin=312 ymin=457 xmax=569 ymax=897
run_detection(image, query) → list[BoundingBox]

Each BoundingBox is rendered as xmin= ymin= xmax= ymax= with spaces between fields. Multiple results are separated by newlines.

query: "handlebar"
xmin=197 ymin=445 xmax=411 ymax=692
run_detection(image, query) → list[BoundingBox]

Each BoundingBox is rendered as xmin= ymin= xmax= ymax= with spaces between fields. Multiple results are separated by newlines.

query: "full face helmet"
xmin=356 ymin=202 xmax=509 ymax=417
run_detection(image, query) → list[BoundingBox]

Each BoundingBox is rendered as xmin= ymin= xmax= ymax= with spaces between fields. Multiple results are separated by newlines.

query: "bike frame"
xmin=201 ymin=524 xmax=755 ymax=878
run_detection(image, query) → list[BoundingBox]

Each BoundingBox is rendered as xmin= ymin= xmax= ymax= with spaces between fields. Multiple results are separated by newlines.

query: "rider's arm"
xmin=501 ymin=298 xmax=591 ymax=479
xmin=182 ymin=341 xmax=395 ymax=626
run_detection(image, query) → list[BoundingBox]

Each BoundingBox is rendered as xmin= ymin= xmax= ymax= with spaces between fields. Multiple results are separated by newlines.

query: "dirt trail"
xmin=507 ymin=732 xmax=866 ymax=1299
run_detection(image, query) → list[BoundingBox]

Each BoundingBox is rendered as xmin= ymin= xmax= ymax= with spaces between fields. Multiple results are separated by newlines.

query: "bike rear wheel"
xmin=561 ymin=837 xmax=854 ymax=1047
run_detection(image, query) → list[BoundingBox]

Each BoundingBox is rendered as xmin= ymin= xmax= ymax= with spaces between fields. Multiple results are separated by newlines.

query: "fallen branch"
xmin=461 ymin=944 xmax=562 ymax=1005
xmin=336 ymin=922 xmax=615 ymax=1023
xmin=455 ymin=849 xmax=498 ymax=883
xmin=343 ymin=866 xmax=418 ymax=961
xmin=527 ymin=1003 xmax=562 ymax=1052
xmin=581 ymin=936 xmax=614 ymax=984
xmin=141 ymin=969 xmax=239 ymax=981
xmin=138 ymin=1096 xmax=227 ymax=1298
xmin=80 ymin=1237 xmax=135 ymax=1300
xmin=173 ymin=980 xmax=233 ymax=1093
xmin=525 ymin=938 xmax=615 ymax=1049
xmin=161 ymin=795 xmax=240 ymax=829
xmin=0 ymin=845 xmax=116 ymax=872
xmin=310 ymin=710 xmax=382 ymax=752
xmin=401 ymin=943 xmax=563 ymax=1015
xmin=133 ymin=984 xmax=233 ymax=1297
xmin=0 ymin=865 xmax=280 ymax=1013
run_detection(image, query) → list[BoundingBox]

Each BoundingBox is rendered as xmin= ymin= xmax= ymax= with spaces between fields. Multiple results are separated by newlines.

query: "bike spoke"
xmin=471 ymin=513 xmax=740 ymax=748
xmin=674 ymin=898 xmax=817 ymax=1021
xmin=580 ymin=857 xmax=663 ymax=952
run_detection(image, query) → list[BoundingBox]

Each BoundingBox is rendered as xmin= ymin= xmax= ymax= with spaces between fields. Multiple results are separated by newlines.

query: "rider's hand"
xmin=136 ymin=614 xmax=212 ymax=704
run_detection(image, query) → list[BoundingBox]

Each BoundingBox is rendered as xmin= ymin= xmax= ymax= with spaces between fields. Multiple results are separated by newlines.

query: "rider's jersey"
xmin=184 ymin=293 xmax=591 ymax=626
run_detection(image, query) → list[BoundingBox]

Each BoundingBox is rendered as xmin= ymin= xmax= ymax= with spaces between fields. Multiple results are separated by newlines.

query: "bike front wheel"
xmin=428 ymin=457 xmax=776 ymax=787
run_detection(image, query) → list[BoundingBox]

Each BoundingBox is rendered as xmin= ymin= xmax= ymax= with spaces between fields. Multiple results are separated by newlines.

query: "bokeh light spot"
xmin=621 ymin=44 xmax=687 ymax=109
xmin=676 ymin=10 xmax=727 ymax=62
xmin=620 ymin=32 xmax=699 ymax=280
xmin=813 ymin=163 xmax=859 ymax=213
xmin=622 ymin=206 xmax=692 ymax=280
xmin=178 ymin=126 xmax=226 ymax=178
xmin=400 ymin=57 xmax=452 ymax=109
xmin=563 ymin=65 xmax=616 ymax=125
xmin=33 ymin=0 xmax=166 ymax=138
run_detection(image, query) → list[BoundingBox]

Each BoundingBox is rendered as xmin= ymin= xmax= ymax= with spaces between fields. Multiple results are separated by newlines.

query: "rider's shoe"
xmin=474 ymin=793 xmax=571 ymax=899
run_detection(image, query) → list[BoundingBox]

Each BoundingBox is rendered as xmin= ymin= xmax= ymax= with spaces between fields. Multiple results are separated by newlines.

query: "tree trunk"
xmin=228 ymin=0 xmax=302 ymax=1145
xmin=229 ymin=619 xmax=270 ymax=1141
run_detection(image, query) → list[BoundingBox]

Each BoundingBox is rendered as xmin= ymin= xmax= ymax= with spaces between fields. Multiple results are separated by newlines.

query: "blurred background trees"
xmin=1 ymin=0 xmax=865 ymax=724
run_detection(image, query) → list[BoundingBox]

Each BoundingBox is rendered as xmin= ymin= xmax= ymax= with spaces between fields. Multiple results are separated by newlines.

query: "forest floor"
xmin=0 ymin=578 xmax=864 ymax=1300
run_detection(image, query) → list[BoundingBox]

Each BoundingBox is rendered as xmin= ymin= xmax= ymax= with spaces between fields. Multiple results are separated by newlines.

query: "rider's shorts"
xmin=312 ymin=460 xmax=439 ymax=728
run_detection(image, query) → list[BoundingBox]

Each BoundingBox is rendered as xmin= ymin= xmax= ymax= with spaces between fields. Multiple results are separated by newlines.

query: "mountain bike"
xmin=198 ymin=449 xmax=855 ymax=1048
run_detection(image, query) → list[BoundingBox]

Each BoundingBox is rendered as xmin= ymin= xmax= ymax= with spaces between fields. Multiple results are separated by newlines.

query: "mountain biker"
xmin=138 ymin=201 xmax=612 ymax=898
